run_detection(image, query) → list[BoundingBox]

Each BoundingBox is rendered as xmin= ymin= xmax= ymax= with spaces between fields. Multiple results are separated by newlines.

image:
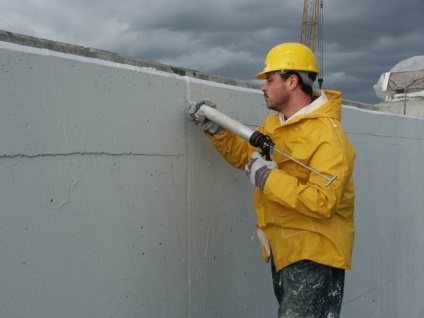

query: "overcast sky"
xmin=1 ymin=0 xmax=423 ymax=104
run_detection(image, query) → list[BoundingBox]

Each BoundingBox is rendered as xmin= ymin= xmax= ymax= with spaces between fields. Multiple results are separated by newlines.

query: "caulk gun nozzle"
xmin=193 ymin=100 xmax=205 ymax=111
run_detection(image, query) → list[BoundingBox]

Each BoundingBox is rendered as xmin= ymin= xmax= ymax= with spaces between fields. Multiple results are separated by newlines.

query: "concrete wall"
xmin=376 ymin=100 xmax=424 ymax=119
xmin=341 ymin=108 xmax=424 ymax=317
xmin=0 ymin=39 xmax=423 ymax=317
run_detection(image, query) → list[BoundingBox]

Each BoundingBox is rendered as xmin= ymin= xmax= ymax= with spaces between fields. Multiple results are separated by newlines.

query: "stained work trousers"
xmin=271 ymin=258 xmax=345 ymax=318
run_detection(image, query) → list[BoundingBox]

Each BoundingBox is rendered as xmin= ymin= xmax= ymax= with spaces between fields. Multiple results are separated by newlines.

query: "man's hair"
xmin=280 ymin=71 xmax=316 ymax=97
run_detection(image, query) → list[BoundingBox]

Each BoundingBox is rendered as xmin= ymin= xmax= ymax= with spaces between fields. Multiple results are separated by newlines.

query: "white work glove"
xmin=245 ymin=151 xmax=278 ymax=190
xmin=188 ymin=100 xmax=223 ymax=135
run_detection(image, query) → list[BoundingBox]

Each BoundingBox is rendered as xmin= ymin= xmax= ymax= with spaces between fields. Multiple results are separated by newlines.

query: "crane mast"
xmin=300 ymin=0 xmax=320 ymax=52
xmin=300 ymin=0 xmax=324 ymax=88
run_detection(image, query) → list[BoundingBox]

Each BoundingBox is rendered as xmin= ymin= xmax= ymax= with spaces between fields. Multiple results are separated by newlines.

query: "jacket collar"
xmin=279 ymin=90 xmax=341 ymax=125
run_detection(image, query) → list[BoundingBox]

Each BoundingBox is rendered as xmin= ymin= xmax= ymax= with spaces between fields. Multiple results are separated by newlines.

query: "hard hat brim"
xmin=255 ymin=72 xmax=267 ymax=80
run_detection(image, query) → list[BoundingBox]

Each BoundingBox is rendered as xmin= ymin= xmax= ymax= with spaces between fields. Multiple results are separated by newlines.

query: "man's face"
xmin=262 ymin=72 xmax=290 ymax=112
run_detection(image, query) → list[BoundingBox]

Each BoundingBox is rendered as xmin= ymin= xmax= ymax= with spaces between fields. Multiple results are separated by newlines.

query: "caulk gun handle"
xmin=262 ymin=150 xmax=272 ymax=161
xmin=249 ymin=131 xmax=274 ymax=161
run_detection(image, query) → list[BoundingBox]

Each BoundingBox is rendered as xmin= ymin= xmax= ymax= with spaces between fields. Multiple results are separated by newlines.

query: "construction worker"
xmin=188 ymin=42 xmax=355 ymax=318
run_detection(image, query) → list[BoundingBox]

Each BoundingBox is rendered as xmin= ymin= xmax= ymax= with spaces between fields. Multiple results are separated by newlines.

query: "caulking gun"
xmin=193 ymin=100 xmax=337 ymax=187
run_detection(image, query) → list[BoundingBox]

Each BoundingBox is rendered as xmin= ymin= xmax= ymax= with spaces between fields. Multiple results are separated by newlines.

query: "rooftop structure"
xmin=374 ymin=56 xmax=424 ymax=117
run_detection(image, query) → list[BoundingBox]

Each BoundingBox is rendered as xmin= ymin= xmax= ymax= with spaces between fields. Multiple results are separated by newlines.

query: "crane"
xmin=300 ymin=0 xmax=324 ymax=88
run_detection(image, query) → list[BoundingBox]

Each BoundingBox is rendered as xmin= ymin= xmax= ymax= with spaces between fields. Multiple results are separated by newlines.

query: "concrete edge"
xmin=0 ymin=29 xmax=376 ymax=110
xmin=0 ymin=29 xmax=261 ymax=90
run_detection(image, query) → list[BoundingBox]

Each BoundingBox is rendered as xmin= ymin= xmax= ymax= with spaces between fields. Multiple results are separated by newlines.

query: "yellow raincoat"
xmin=207 ymin=90 xmax=355 ymax=272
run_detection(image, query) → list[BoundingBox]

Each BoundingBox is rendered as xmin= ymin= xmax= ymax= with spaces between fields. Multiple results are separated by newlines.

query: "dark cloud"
xmin=1 ymin=0 xmax=423 ymax=104
xmin=319 ymin=0 xmax=424 ymax=102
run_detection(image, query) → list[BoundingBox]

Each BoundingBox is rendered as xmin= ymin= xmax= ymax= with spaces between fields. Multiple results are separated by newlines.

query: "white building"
xmin=374 ymin=56 xmax=424 ymax=117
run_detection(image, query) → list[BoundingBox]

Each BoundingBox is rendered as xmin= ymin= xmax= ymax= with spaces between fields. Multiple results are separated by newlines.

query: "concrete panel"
xmin=186 ymin=80 xmax=275 ymax=317
xmin=0 ymin=155 xmax=187 ymax=317
xmin=0 ymin=42 xmax=188 ymax=318
xmin=0 ymin=42 xmax=186 ymax=157
xmin=342 ymin=107 xmax=424 ymax=317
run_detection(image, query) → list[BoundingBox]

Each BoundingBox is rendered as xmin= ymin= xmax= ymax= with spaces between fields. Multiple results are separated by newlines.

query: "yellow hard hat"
xmin=255 ymin=43 xmax=320 ymax=79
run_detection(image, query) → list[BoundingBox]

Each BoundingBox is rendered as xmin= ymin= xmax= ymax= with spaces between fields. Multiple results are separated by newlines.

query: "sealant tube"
xmin=199 ymin=105 xmax=255 ymax=141
xmin=198 ymin=104 xmax=274 ymax=160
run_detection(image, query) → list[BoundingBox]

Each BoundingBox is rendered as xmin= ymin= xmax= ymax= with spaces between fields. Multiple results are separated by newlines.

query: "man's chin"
xmin=266 ymin=103 xmax=276 ymax=111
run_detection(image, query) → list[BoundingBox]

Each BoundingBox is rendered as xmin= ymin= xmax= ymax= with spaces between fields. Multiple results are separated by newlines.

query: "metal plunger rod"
xmin=271 ymin=147 xmax=337 ymax=187
xmin=197 ymin=103 xmax=337 ymax=187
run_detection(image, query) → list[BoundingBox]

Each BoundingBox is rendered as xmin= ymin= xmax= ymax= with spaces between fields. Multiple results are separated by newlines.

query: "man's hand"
xmin=188 ymin=100 xmax=223 ymax=135
xmin=245 ymin=151 xmax=278 ymax=190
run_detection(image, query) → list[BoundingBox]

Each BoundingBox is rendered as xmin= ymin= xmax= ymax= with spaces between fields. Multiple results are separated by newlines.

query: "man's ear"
xmin=288 ymin=74 xmax=299 ymax=89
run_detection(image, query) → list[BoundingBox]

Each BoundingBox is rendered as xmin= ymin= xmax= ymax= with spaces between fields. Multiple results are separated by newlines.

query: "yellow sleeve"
xmin=206 ymin=130 xmax=255 ymax=171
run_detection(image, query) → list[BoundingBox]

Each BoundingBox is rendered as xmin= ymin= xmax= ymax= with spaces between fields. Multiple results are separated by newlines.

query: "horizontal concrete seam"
xmin=347 ymin=132 xmax=424 ymax=141
xmin=0 ymin=152 xmax=185 ymax=159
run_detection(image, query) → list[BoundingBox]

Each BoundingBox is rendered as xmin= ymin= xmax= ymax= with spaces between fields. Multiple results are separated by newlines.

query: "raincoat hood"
xmin=284 ymin=89 xmax=342 ymax=125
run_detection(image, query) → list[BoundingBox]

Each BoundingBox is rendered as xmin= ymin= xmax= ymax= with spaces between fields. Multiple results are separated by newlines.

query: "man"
xmin=189 ymin=43 xmax=355 ymax=318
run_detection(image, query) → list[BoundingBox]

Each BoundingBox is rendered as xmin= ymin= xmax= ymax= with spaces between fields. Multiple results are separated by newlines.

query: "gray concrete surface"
xmin=1 ymin=34 xmax=423 ymax=317
xmin=376 ymin=99 xmax=424 ymax=118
